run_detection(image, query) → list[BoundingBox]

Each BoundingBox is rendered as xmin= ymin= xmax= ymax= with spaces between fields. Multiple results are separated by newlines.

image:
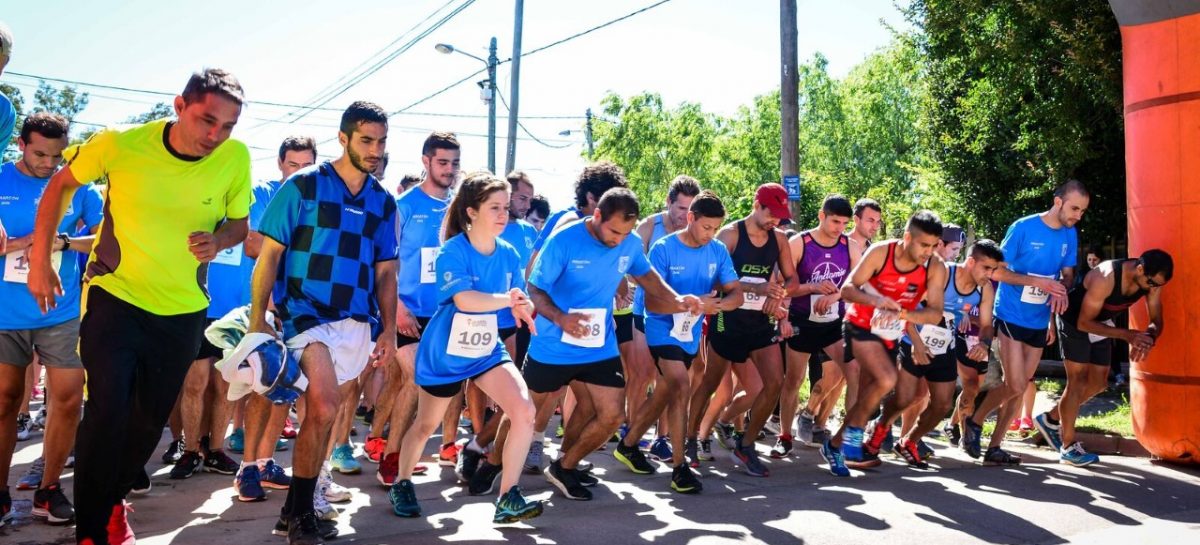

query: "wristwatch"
xmin=56 ymin=233 xmax=71 ymax=252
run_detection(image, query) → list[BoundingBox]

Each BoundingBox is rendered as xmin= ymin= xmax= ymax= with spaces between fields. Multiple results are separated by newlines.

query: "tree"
xmin=906 ymin=0 xmax=1125 ymax=242
xmin=33 ymin=81 xmax=89 ymax=121
xmin=125 ymin=102 xmax=173 ymax=124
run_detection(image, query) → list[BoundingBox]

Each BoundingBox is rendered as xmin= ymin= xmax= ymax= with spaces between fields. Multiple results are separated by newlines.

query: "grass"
xmin=1036 ymin=378 xmax=1065 ymax=397
xmin=1077 ymin=395 xmax=1134 ymax=437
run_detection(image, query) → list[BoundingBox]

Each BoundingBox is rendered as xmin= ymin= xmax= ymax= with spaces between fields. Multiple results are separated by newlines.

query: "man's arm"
xmin=637 ymin=269 xmax=701 ymax=315
xmin=27 ymin=167 xmax=85 ymax=312
xmin=1145 ymin=286 xmax=1165 ymax=339
xmin=1075 ymin=268 xmax=1149 ymax=346
xmin=840 ymin=244 xmax=897 ymax=310
xmin=371 ymin=259 xmax=398 ymax=366
xmin=248 ymin=236 xmax=285 ymax=336
xmin=907 ymin=259 xmax=948 ymax=325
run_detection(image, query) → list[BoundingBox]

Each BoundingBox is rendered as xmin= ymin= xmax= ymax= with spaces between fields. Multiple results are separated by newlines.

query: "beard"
xmin=348 ymin=147 xmax=376 ymax=174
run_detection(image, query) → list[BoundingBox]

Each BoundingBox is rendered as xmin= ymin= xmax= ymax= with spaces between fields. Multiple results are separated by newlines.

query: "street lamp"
xmin=435 ymin=38 xmax=499 ymax=174
xmin=557 ymin=108 xmax=595 ymax=158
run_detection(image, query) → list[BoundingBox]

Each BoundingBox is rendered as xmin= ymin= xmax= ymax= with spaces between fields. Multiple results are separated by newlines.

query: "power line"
xmin=517 ymin=0 xmax=674 ymax=60
xmin=496 ymin=88 xmax=572 ymax=149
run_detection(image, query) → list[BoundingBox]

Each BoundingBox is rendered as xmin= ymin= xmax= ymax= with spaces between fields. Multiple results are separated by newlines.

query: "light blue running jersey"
xmin=643 ymin=233 xmax=737 ymax=355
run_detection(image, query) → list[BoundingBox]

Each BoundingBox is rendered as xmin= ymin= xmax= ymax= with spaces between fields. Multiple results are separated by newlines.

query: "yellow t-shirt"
xmin=66 ymin=119 xmax=251 ymax=315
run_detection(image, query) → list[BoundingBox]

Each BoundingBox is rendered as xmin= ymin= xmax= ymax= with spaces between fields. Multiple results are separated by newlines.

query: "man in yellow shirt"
xmin=27 ymin=68 xmax=252 ymax=545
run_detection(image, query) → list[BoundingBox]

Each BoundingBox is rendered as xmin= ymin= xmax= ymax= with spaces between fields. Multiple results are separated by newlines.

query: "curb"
xmin=1005 ymin=432 xmax=1151 ymax=458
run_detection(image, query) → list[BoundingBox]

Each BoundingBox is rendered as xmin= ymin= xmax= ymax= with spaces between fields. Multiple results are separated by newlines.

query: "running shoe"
xmin=16 ymin=413 xmax=32 ymax=441
xmin=685 ymin=437 xmax=701 ymax=468
xmin=364 ymin=436 xmax=386 ymax=464
xmin=820 ymin=439 xmax=851 ymax=477
xmin=130 ymin=470 xmax=152 ymax=495
xmin=32 ymin=483 xmax=75 ymax=524
xmin=204 ymin=449 xmax=239 ymax=475
xmin=281 ymin=417 xmax=298 ymax=439
xmin=649 ymin=436 xmax=673 ymax=462
xmin=544 ymin=460 xmax=592 ymax=500
xmin=576 ymin=459 xmax=594 ymax=473
xmin=170 ymin=450 xmax=203 ymax=479
xmin=378 ymin=452 xmax=399 ymax=487
xmin=944 ymin=422 xmax=961 ymax=447
xmin=287 ymin=511 xmax=324 ymax=544
xmin=235 ymin=464 xmax=267 ymax=502
xmin=320 ymin=465 xmax=352 ymax=503
xmin=1033 ymin=412 xmax=1063 ymax=451
xmin=313 ymin=480 xmax=338 ymax=521
xmin=764 ymin=415 xmax=783 ymax=437
xmin=962 ymin=419 xmax=984 ymax=459
xmin=468 ymin=461 xmax=503 ymax=496
xmin=389 ymin=480 xmax=421 ymax=517
xmin=18 ymin=456 xmax=45 ymax=490
xmin=556 ymin=423 xmax=565 ymax=439
xmin=1018 ymin=416 xmax=1034 ymax=432
xmin=893 ymin=440 xmax=930 ymax=469
xmin=730 ymin=442 xmax=769 ymax=477
xmin=262 ymin=460 xmax=292 ymax=490
xmin=797 ymin=410 xmax=816 ymax=446
xmin=355 ymin=405 xmax=369 ymax=421
xmin=523 ymin=440 xmax=544 ymax=474
xmin=615 ymin=443 xmax=656 ymax=474
xmin=1008 ymin=417 xmax=1022 ymax=431
xmin=1 ymin=488 xmax=11 ymax=528
xmin=107 ymin=501 xmax=135 ymax=545
xmin=612 ymin=423 xmax=628 ymax=443
xmin=841 ymin=426 xmax=865 ymax=461
xmin=161 ymin=438 xmax=184 ymax=465
xmin=917 ymin=439 xmax=935 ymax=460
xmin=811 ymin=429 xmax=831 ymax=447
xmin=879 ymin=426 xmax=895 ymax=455
xmin=698 ymin=437 xmax=715 ymax=461
xmin=1060 ymin=442 xmax=1100 ymax=467
xmin=715 ymin=422 xmax=737 ymax=450
xmin=457 ymin=441 xmax=484 ymax=482
xmin=330 ymin=443 xmax=361 ymax=474
xmin=769 ymin=435 xmax=794 ymax=459
xmin=33 ymin=406 xmax=47 ymax=430
xmin=670 ymin=463 xmax=703 ymax=494
xmin=438 ymin=442 xmax=459 ymax=467
xmin=575 ymin=467 xmax=599 ymax=487
xmin=363 ymin=408 xmax=375 ymax=425
xmin=272 ymin=514 xmax=338 ymax=539
xmin=226 ymin=428 xmax=245 ymax=453
xmin=982 ymin=446 xmax=1022 ymax=466
xmin=494 ymin=485 xmax=545 ymax=523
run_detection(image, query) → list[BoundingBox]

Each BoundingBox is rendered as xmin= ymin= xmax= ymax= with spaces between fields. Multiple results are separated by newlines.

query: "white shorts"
xmin=286 ymin=319 xmax=374 ymax=386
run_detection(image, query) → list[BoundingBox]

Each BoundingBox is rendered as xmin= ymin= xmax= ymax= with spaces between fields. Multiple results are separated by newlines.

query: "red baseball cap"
xmin=755 ymin=183 xmax=792 ymax=224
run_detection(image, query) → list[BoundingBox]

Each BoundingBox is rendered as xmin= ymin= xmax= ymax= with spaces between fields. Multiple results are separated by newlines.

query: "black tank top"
xmin=715 ymin=220 xmax=780 ymax=334
xmin=1062 ymin=259 xmax=1148 ymax=325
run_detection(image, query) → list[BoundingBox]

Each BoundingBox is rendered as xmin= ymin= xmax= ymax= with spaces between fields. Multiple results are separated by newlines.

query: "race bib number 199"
xmin=1019 ymin=273 xmax=1055 ymax=305
xmin=919 ymin=325 xmax=953 ymax=356
xmin=562 ymin=308 xmax=607 ymax=348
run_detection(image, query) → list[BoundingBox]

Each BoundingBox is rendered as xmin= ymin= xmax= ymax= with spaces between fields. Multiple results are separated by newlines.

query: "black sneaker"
xmin=170 ymin=450 xmax=203 ymax=479
xmin=355 ymin=405 xmax=369 ymax=420
xmin=161 ymin=438 xmax=184 ymax=464
xmin=944 ymin=423 xmax=961 ymax=447
xmin=273 ymin=514 xmax=338 ymax=539
xmin=287 ymin=511 xmax=325 ymax=545
xmin=982 ymin=447 xmax=1022 ymax=466
xmin=1 ymin=488 xmax=12 ymax=528
xmin=962 ymin=419 xmax=984 ymax=460
xmin=32 ymin=483 xmax=75 ymax=524
xmin=468 ymin=461 xmax=502 ymax=496
xmin=131 ymin=470 xmax=152 ymax=495
xmin=203 ymin=449 xmax=239 ymax=475
xmin=543 ymin=460 xmax=592 ymax=500
xmin=456 ymin=444 xmax=483 ymax=483
xmin=575 ymin=467 xmax=598 ymax=487
xmin=670 ymin=464 xmax=703 ymax=494
xmin=614 ymin=443 xmax=655 ymax=475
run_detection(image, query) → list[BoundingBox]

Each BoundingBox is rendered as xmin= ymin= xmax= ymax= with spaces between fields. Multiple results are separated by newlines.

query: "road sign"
xmin=782 ymin=175 xmax=801 ymax=201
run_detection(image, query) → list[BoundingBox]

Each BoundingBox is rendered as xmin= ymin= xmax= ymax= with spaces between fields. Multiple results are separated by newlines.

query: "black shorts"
xmin=994 ymin=318 xmax=1047 ymax=349
xmin=615 ymin=312 xmax=634 ymax=344
xmin=648 ymin=344 xmax=697 ymax=371
xmin=843 ymin=322 xmax=898 ymax=362
xmin=522 ymin=356 xmax=625 ymax=393
xmin=809 ymin=352 xmax=830 ymax=383
xmin=420 ymin=359 xmax=513 ymax=398
xmin=708 ymin=325 xmax=777 ymax=364
xmin=1056 ymin=317 xmax=1112 ymax=366
xmin=786 ymin=319 xmax=842 ymax=355
xmin=397 ymin=317 xmax=432 ymax=348
xmin=898 ymin=342 xmax=958 ymax=383
xmin=511 ymin=323 xmax=531 ymax=372
xmin=632 ymin=314 xmax=646 ymax=334
xmin=954 ymin=333 xmax=989 ymax=374
xmin=499 ymin=326 xmax=518 ymax=342
xmin=195 ymin=318 xmax=224 ymax=360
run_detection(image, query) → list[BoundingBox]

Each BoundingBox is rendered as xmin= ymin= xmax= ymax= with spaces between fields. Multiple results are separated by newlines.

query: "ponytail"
xmin=442 ymin=171 xmax=511 ymax=243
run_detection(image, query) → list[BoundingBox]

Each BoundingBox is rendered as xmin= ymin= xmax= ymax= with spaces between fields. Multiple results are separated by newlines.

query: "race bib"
xmin=561 ymin=308 xmax=607 ymax=348
xmin=1019 ymin=273 xmax=1055 ymax=305
xmin=740 ymin=277 xmax=767 ymax=311
xmin=919 ymin=325 xmax=953 ymax=356
xmin=670 ymin=312 xmax=700 ymax=343
xmin=212 ymin=243 xmax=243 ymax=267
xmin=1088 ymin=319 xmax=1115 ymax=344
xmin=870 ymin=307 xmax=905 ymax=341
xmin=3 ymin=249 xmax=62 ymax=284
xmin=446 ymin=313 xmax=498 ymax=358
xmin=808 ymin=293 xmax=838 ymax=323
xmin=420 ymin=247 xmax=438 ymax=284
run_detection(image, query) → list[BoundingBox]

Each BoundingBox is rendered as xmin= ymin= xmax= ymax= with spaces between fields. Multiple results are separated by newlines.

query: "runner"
xmin=234 ymin=136 xmax=317 ymax=504
xmin=864 ymin=239 xmax=1001 ymax=468
xmin=774 ymin=195 xmax=858 ymax=458
xmin=624 ymin=175 xmax=700 ymax=462
xmin=368 ymin=132 xmax=457 ymax=487
xmin=249 ymin=101 xmax=397 ymax=543
xmin=525 ymin=186 xmax=702 ymax=501
xmin=1034 ymin=249 xmax=1172 ymax=466
xmin=613 ymin=190 xmax=740 ymax=493
xmin=1 ymin=113 xmax=100 ymax=527
xmin=821 ymin=210 xmax=948 ymax=476
xmin=388 ymin=172 xmax=544 ymax=523
xmin=28 ymin=69 xmax=252 ymax=545
xmin=526 ymin=194 xmax=550 ymax=232
xmin=688 ymin=183 xmax=800 ymax=478
xmin=963 ymin=181 xmax=1085 ymax=465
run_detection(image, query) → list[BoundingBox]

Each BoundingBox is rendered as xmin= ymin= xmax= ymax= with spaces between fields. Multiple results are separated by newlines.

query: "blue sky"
xmin=2 ymin=0 xmax=907 ymax=207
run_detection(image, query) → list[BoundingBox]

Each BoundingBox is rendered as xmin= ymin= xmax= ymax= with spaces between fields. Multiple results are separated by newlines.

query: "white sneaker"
xmin=313 ymin=475 xmax=339 ymax=520
xmin=320 ymin=465 xmax=352 ymax=503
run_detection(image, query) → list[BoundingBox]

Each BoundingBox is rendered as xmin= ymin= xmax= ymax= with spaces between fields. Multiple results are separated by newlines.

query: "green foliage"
xmin=1077 ymin=395 xmax=1133 ymax=437
xmin=905 ymin=0 xmax=1124 ymax=241
xmin=125 ymin=102 xmax=173 ymax=124
xmin=33 ymin=81 xmax=89 ymax=120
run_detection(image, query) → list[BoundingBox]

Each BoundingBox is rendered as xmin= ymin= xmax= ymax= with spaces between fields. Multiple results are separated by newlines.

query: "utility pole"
xmin=505 ymin=0 xmax=524 ymax=176
xmin=780 ymin=0 xmax=801 ymax=219
xmin=585 ymin=108 xmax=595 ymax=158
xmin=487 ymin=37 xmax=498 ymax=174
